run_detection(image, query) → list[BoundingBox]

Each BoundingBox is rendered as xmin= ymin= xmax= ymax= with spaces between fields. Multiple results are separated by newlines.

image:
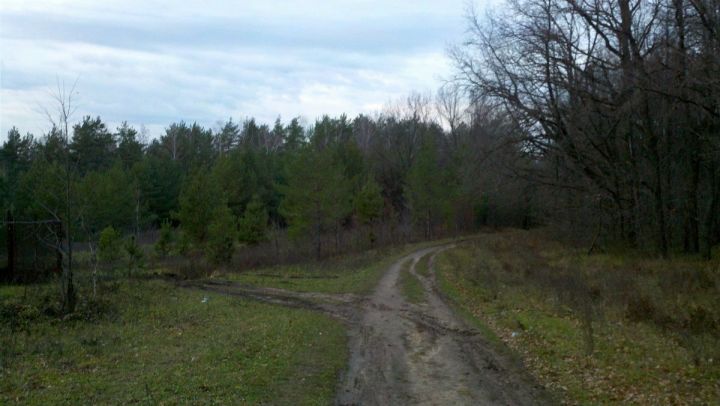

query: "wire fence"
xmin=1 ymin=211 xmax=62 ymax=283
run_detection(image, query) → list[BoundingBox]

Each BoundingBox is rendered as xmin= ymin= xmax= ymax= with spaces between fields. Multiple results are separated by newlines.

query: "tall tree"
xmin=215 ymin=118 xmax=239 ymax=156
xmin=206 ymin=203 xmax=237 ymax=265
xmin=133 ymin=156 xmax=183 ymax=224
xmin=116 ymin=122 xmax=143 ymax=169
xmin=177 ymin=169 xmax=224 ymax=244
xmin=77 ymin=163 xmax=136 ymax=234
xmin=71 ymin=115 xmax=115 ymax=175
xmin=238 ymin=194 xmax=269 ymax=245
xmin=406 ymin=137 xmax=450 ymax=239
xmin=283 ymin=117 xmax=306 ymax=151
xmin=354 ymin=178 xmax=385 ymax=246
xmin=1 ymin=127 xmax=35 ymax=207
xmin=40 ymin=78 xmax=79 ymax=313
xmin=280 ymin=147 xmax=351 ymax=258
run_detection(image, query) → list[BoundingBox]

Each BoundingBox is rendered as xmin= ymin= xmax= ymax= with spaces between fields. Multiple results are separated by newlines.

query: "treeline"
xmin=3 ymin=0 xmax=719 ymax=313
xmin=0 ymin=93 xmax=532 ymax=277
xmin=453 ymin=0 xmax=720 ymax=258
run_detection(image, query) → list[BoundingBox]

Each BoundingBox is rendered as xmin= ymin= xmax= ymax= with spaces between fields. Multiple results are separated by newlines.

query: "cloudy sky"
xmin=0 ymin=0 xmax=495 ymax=139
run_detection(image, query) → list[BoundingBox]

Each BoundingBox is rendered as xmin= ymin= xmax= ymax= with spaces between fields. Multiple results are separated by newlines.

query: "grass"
xmin=221 ymin=239 xmax=457 ymax=295
xmin=0 ymin=277 xmax=347 ymax=405
xmin=397 ymin=259 xmax=426 ymax=304
xmin=414 ymin=252 xmax=433 ymax=278
xmin=222 ymin=256 xmax=388 ymax=295
xmin=434 ymin=256 xmax=505 ymax=349
xmin=0 ymin=235 xmax=460 ymax=404
xmin=435 ymin=229 xmax=720 ymax=405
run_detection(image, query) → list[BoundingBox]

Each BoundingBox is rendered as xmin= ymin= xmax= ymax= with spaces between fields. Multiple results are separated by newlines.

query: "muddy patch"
xmin=336 ymin=246 xmax=552 ymax=405
xmin=183 ymin=245 xmax=553 ymax=405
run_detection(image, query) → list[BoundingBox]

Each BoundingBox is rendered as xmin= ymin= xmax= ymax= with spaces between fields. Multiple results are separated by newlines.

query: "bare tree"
xmin=436 ymin=83 xmax=465 ymax=148
xmin=41 ymin=76 xmax=79 ymax=313
xmin=451 ymin=0 xmax=720 ymax=256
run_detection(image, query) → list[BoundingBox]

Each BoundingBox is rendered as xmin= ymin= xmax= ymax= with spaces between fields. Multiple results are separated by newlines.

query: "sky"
xmin=0 ymin=0 xmax=496 ymax=140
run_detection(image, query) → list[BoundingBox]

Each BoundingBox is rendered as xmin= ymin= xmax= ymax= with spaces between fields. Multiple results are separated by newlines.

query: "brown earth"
xmin=186 ymin=244 xmax=553 ymax=405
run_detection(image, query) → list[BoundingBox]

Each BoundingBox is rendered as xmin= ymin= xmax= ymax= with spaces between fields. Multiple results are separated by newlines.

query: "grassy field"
xmin=220 ymin=240 xmax=454 ymax=295
xmin=435 ymin=229 xmax=720 ymax=405
xmin=0 ymin=236 xmax=461 ymax=405
xmin=397 ymin=259 xmax=426 ymax=304
xmin=1 ymin=277 xmax=347 ymax=405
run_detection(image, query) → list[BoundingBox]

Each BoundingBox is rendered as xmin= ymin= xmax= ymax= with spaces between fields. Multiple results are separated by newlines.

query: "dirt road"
xmin=189 ymin=245 xmax=552 ymax=405
xmin=336 ymin=245 xmax=551 ymax=405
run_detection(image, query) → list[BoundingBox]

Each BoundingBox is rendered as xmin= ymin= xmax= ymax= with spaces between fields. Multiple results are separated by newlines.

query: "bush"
xmin=176 ymin=230 xmax=191 ymax=256
xmin=124 ymin=236 xmax=144 ymax=277
xmin=155 ymin=220 xmax=174 ymax=258
xmin=98 ymin=226 xmax=122 ymax=264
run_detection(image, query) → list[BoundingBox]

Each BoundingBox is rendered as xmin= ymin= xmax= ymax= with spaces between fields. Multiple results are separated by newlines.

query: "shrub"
xmin=98 ymin=226 xmax=122 ymax=264
xmin=124 ymin=235 xmax=144 ymax=277
xmin=154 ymin=220 xmax=174 ymax=258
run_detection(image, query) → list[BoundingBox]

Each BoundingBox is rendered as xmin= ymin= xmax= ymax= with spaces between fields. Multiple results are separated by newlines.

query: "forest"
xmin=1 ymin=0 xmax=720 ymax=404
xmin=4 ymin=0 xmax=720 ymax=305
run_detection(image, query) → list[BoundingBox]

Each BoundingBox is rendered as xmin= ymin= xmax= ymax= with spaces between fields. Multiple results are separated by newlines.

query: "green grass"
xmin=0 ymin=278 xmax=347 ymax=405
xmin=222 ymin=239 xmax=457 ymax=295
xmin=414 ymin=252 xmax=433 ymax=278
xmin=0 ymin=237 xmax=462 ymax=404
xmin=397 ymin=259 xmax=426 ymax=304
xmin=435 ymin=230 xmax=720 ymax=405
xmin=223 ymin=258 xmax=388 ymax=295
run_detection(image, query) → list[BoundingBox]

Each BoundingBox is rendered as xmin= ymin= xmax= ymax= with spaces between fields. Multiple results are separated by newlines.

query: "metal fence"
xmin=1 ymin=211 xmax=62 ymax=283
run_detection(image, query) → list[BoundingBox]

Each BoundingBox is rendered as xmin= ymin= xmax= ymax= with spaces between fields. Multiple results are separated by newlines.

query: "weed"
xmin=435 ymin=229 xmax=720 ymax=404
xmin=398 ymin=259 xmax=426 ymax=304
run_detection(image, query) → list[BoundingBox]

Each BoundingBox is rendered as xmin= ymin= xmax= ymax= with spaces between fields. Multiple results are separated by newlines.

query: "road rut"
xmin=336 ymin=245 xmax=551 ymax=405
xmin=186 ymin=244 xmax=552 ymax=405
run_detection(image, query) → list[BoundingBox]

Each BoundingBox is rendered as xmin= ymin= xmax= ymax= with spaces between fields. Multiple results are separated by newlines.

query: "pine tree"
xmin=405 ymin=137 xmax=450 ymax=239
xmin=238 ymin=194 xmax=269 ymax=245
xmin=71 ymin=116 xmax=115 ymax=175
xmin=177 ymin=169 xmax=223 ymax=244
xmin=206 ymin=204 xmax=237 ymax=265
xmin=124 ymin=235 xmax=143 ymax=278
xmin=98 ymin=226 xmax=122 ymax=264
xmin=283 ymin=117 xmax=306 ymax=150
xmin=154 ymin=219 xmax=174 ymax=257
xmin=355 ymin=178 xmax=384 ymax=246
xmin=77 ymin=162 xmax=136 ymax=234
xmin=116 ymin=122 xmax=143 ymax=169
xmin=280 ymin=148 xmax=351 ymax=258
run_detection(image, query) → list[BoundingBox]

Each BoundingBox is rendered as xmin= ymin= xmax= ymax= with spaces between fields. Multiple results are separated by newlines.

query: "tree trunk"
xmin=63 ymin=144 xmax=76 ymax=314
xmin=702 ymin=164 xmax=718 ymax=260
xmin=675 ymin=0 xmax=700 ymax=253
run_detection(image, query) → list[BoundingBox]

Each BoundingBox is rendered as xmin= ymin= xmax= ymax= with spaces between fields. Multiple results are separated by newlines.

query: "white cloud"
xmin=0 ymin=0 xmax=503 ymax=139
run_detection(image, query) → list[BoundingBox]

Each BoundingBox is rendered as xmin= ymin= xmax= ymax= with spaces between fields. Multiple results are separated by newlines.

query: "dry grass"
xmin=436 ymin=229 xmax=720 ymax=404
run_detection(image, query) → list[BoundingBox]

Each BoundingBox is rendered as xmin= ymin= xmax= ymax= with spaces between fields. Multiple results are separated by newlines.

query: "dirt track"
xmin=188 ymin=245 xmax=552 ymax=405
